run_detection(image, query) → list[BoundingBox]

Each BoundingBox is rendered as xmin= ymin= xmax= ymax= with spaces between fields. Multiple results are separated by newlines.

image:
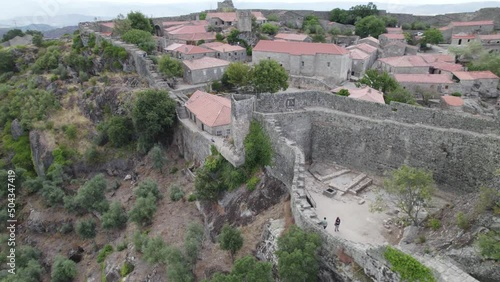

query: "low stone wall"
xmin=289 ymin=75 xmax=334 ymax=91
xmin=175 ymin=119 xmax=212 ymax=166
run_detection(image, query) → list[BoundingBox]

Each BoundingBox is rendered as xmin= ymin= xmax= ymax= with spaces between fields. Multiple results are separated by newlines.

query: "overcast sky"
xmin=1 ymin=0 xmax=498 ymax=25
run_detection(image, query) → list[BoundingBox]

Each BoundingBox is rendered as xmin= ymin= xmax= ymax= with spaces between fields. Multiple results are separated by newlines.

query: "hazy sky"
xmin=1 ymin=0 xmax=498 ymax=25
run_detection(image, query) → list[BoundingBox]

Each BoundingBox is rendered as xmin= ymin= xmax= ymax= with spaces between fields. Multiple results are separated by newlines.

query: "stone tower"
xmin=231 ymin=94 xmax=255 ymax=156
xmin=236 ymin=10 xmax=252 ymax=32
xmin=217 ymin=0 xmax=234 ymax=11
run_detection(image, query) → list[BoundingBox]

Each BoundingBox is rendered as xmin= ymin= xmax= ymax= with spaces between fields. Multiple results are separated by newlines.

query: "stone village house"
xmin=202 ymin=42 xmax=247 ymax=62
xmin=165 ymin=43 xmax=216 ymax=60
xmin=252 ymin=40 xmax=352 ymax=83
xmin=184 ymin=90 xmax=232 ymax=137
xmin=183 ymin=56 xmax=230 ymax=84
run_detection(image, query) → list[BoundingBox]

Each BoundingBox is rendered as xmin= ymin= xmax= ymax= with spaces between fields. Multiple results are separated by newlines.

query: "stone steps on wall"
xmin=348 ymin=178 xmax=373 ymax=195
xmin=317 ymin=169 xmax=350 ymax=182
xmin=345 ymin=173 xmax=367 ymax=191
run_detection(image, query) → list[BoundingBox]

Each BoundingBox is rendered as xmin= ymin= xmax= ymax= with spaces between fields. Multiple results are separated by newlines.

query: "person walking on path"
xmin=318 ymin=217 xmax=328 ymax=229
xmin=334 ymin=217 xmax=341 ymax=232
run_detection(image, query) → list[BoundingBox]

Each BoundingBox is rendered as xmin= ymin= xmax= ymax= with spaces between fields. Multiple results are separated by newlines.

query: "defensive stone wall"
xmin=256 ymin=91 xmax=500 ymax=193
xmin=79 ymin=23 xmax=170 ymax=90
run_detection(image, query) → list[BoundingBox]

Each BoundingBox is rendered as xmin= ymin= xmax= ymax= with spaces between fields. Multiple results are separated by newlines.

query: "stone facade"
xmin=237 ymin=10 xmax=252 ymax=32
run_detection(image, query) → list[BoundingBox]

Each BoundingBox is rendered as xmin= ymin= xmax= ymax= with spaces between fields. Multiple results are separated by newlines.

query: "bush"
xmin=169 ymin=184 xmax=184 ymax=201
xmin=65 ymin=174 xmax=109 ymax=214
xmin=97 ymin=244 xmax=113 ymax=263
xmin=101 ymin=201 xmax=128 ymax=230
xmin=428 ymin=218 xmax=441 ymax=230
xmin=120 ymin=261 xmax=135 ymax=277
xmin=41 ymin=182 xmax=65 ymax=207
xmin=51 ymin=255 xmax=77 ymax=282
xmin=76 ymin=218 xmax=97 ymax=239
xmin=0 ymin=49 xmax=16 ymax=74
xmin=117 ymin=241 xmax=128 ymax=251
xmin=219 ymin=224 xmax=243 ymax=260
xmin=188 ymin=194 xmax=197 ymax=202
xmin=32 ymin=47 xmax=61 ymax=73
xmin=185 ymin=222 xmax=204 ymax=265
xmin=59 ymin=223 xmax=73 ymax=234
xmin=121 ymin=29 xmax=156 ymax=53
xmin=337 ymin=89 xmax=350 ymax=96
xmin=477 ymin=231 xmax=500 ymax=260
xmin=261 ymin=23 xmax=279 ymax=35
xmin=107 ymin=116 xmax=134 ymax=147
xmin=158 ymin=55 xmax=183 ymax=78
xmin=267 ymin=14 xmax=279 ymax=22
xmin=64 ymin=124 xmax=77 ymax=140
xmin=133 ymin=231 xmax=149 ymax=253
xmin=384 ymin=246 xmax=435 ymax=282
xmin=135 ymin=179 xmax=161 ymax=200
xmin=143 ymin=236 xmax=169 ymax=264
xmin=416 ymin=235 xmax=426 ymax=244
xmin=170 ymin=167 xmax=178 ymax=174
xmin=475 ymin=186 xmax=500 ymax=214
xmin=149 ymin=145 xmax=166 ymax=172
xmin=129 ymin=194 xmax=157 ymax=226
xmin=244 ymin=120 xmax=273 ymax=171
xmin=456 ymin=212 xmax=470 ymax=230
xmin=246 ymin=175 xmax=260 ymax=191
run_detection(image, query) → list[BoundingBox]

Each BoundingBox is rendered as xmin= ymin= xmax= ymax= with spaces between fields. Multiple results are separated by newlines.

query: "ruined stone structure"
xmin=217 ymin=0 xmax=234 ymax=11
xmin=236 ymin=10 xmax=252 ymax=32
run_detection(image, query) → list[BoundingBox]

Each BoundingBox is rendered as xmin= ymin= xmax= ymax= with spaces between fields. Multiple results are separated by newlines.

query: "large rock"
xmin=29 ymin=130 xmax=54 ymax=177
xmin=10 ymin=119 xmax=23 ymax=140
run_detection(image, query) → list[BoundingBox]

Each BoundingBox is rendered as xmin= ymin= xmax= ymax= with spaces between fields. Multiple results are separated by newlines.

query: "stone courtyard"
xmin=305 ymin=162 xmax=398 ymax=245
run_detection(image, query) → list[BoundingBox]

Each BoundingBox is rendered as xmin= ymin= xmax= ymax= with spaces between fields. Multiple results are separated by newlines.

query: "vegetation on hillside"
xmin=330 ymin=2 xmax=379 ymax=25
xmin=222 ymin=59 xmax=288 ymax=93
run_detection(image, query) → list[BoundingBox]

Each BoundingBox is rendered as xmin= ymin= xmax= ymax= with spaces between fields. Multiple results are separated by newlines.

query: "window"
xmin=327 ymin=62 xmax=330 ymax=67
xmin=268 ymin=57 xmax=271 ymax=60
xmin=445 ymin=85 xmax=449 ymax=89
xmin=234 ymin=52 xmax=237 ymax=55
xmin=216 ymin=130 xmax=222 ymax=136
xmin=226 ymin=129 xmax=231 ymax=135
xmin=301 ymin=61 xmax=304 ymax=67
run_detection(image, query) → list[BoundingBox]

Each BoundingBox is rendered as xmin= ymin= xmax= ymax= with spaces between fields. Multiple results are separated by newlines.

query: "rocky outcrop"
xmin=199 ymin=172 xmax=289 ymax=240
xmin=26 ymin=209 xmax=72 ymax=233
xmin=10 ymin=119 xmax=23 ymax=141
xmin=29 ymin=130 xmax=54 ymax=177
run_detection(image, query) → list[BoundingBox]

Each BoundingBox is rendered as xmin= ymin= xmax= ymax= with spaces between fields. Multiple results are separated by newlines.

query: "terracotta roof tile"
xmin=167 ymin=25 xmax=207 ymax=35
xmin=100 ymin=22 xmax=114 ymax=28
xmin=452 ymin=33 xmax=476 ymax=39
xmin=169 ymin=44 xmax=214 ymax=54
xmin=378 ymin=56 xmax=429 ymax=67
xmin=163 ymin=20 xmax=208 ymax=27
xmin=207 ymin=12 xmax=237 ymax=22
xmin=452 ymin=71 xmax=499 ymax=80
xmin=419 ymin=54 xmax=455 ymax=63
xmin=479 ymin=34 xmax=500 ymax=40
xmin=185 ymin=90 xmax=231 ymax=127
xmin=431 ymin=62 xmax=464 ymax=72
xmin=333 ymin=86 xmax=385 ymax=104
xmin=251 ymin=12 xmax=267 ymax=21
xmin=183 ymin=56 xmax=230 ymax=70
xmin=202 ymin=42 xmax=245 ymax=52
xmin=441 ymin=96 xmax=464 ymax=107
xmin=394 ymin=74 xmax=454 ymax=84
xmin=349 ymin=48 xmax=369 ymax=60
xmin=275 ymin=33 xmax=309 ymax=41
xmin=386 ymin=27 xmax=403 ymax=34
xmin=380 ymin=33 xmax=405 ymax=40
xmin=451 ymin=20 xmax=494 ymax=27
xmin=351 ymin=43 xmax=378 ymax=54
xmin=360 ymin=36 xmax=380 ymax=44
xmin=175 ymin=32 xmax=216 ymax=41
xmin=254 ymin=40 xmax=349 ymax=56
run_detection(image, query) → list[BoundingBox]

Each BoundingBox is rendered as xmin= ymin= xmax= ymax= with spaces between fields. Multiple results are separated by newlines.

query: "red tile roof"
xmin=254 ymin=40 xmax=349 ymax=56
xmin=479 ymin=34 xmax=500 ymax=40
xmin=170 ymin=44 xmax=214 ymax=55
xmin=275 ymin=33 xmax=309 ymax=41
xmin=252 ymin=11 xmax=267 ymax=21
xmin=394 ymin=74 xmax=454 ymax=84
xmin=386 ymin=27 xmax=403 ymax=34
xmin=420 ymin=54 xmax=455 ymax=63
xmin=207 ymin=12 xmax=237 ymax=22
xmin=360 ymin=36 xmax=379 ymax=44
xmin=163 ymin=20 xmax=208 ymax=27
xmin=452 ymin=33 xmax=476 ymax=39
xmin=334 ymin=86 xmax=385 ymax=104
xmin=352 ymin=43 xmax=378 ymax=54
xmin=441 ymin=96 xmax=464 ymax=107
xmin=380 ymin=33 xmax=405 ymax=40
xmin=451 ymin=20 xmax=494 ymax=27
xmin=175 ymin=32 xmax=216 ymax=41
xmin=185 ymin=90 xmax=231 ymax=127
xmin=202 ymin=42 xmax=245 ymax=52
xmin=453 ymin=71 xmax=499 ymax=80
xmin=183 ymin=56 xmax=230 ymax=70
xmin=349 ymin=48 xmax=369 ymax=60
xmin=167 ymin=24 xmax=207 ymax=35
xmin=431 ymin=62 xmax=464 ymax=72
xmin=378 ymin=56 xmax=429 ymax=67
xmin=100 ymin=22 xmax=114 ymax=28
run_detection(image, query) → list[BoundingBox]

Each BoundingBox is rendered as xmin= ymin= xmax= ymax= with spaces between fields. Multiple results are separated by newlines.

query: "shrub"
xmin=456 ymin=212 xmax=470 ymax=230
xmin=475 ymin=186 xmax=500 ymax=214
xmin=416 ymin=235 xmax=426 ymax=244
xmin=337 ymin=89 xmax=350 ymax=96
xmin=41 ymin=182 xmax=65 ymax=207
xmin=384 ymin=246 xmax=436 ymax=282
xmin=51 ymin=255 xmax=77 ymax=282
xmin=120 ymin=261 xmax=135 ymax=277
xmin=477 ymin=231 xmax=500 ymax=260
xmin=64 ymin=124 xmax=77 ymax=140
xmin=117 ymin=241 xmax=128 ymax=251
xmin=143 ymin=236 xmax=169 ymax=264
xmin=261 ymin=23 xmax=279 ymax=35
xmin=133 ymin=231 xmax=149 ymax=253
xmin=101 ymin=201 xmax=128 ymax=230
xmin=97 ymin=244 xmax=113 ymax=263
xmin=185 ymin=222 xmax=204 ymax=265
xmin=428 ymin=218 xmax=441 ymax=230
xmin=76 ymin=218 xmax=97 ymax=239
xmin=129 ymin=194 xmax=157 ymax=226
xmin=169 ymin=184 xmax=184 ymax=201
xmin=219 ymin=224 xmax=243 ymax=260
xmin=246 ymin=175 xmax=260 ymax=191
xmin=135 ymin=179 xmax=161 ymax=200
xmin=267 ymin=14 xmax=279 ymax=22
xmin=244 ymin=120 xmax=273 ymax=171
xmin=149 ymin=145 xmax=167 ymax=172
xmin=170 ymin=167 xmax=178 ymax=174
xmin=24 ymin=177 xmax=44 ymax=194
xmin=59 ymin=223 xmax=73 ymax=234
xmin=451 ymin=92 xmax=462 ymax=97
xmin=107 ymin=116 xmax=134 ymax=147
xmin=158 ymin=55 xmax=183 ymax=78
xmin=121 ymin=29 xmax=155 ymax=53
xmin=188 ymin=194 xmax=197 ymax=202
xmin=65 ymin=174 xmax=109 ymax=214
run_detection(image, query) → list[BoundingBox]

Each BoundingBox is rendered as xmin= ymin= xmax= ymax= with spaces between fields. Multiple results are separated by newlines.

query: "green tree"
xmin=113 ymin=14 xmax=133 ymax=36
xmin=349 ymin=2 xmax=379 ymax=21
xmin=337 ymin=89 xmax=350 ymax=96
xmin=76 ymin=218 xmax=97 ymax=239
xmin=121 ymin=29 xmax=156 ymax=53
xmin=127 ymin=11 xmax=153 ymax=33
xmin=382 ymin=16 xmax=398 ymax=27
xmin=207 ymin=256 xmax=273 ymax=282
xmin=2 ymin=29 xmax=24 ymax=42
xmin=385 ymin=87 xmax=416 ymax=105
xmin=148 ymin=144 xmax=167 ymax=172
xmin=355 ymin=15 xmax=386 ymax=39
xmin=224 ymin=62 xmax=252 ymax=88
xmin=107 ymin=116 xmax=134 ymax=147
xmin=51 ymin=256 xmax=77 ymax=282
xmin=477 ymin=231 xmax=500 ymax=260
xmin=143 ymin=236 xmax=169 ymax=264
xmin=383 ymin=165 xmax=435 ymax=226
xmin=199 ymin=12 xmax=207 ymax=20
xmin=449 ymin=41 xmax=484 ymax=62
xmin=65 ymin=174 xmax=109 ymax=214
xmin=219 ymin=224 xmax=243 ymax=260
xmin=158 ymin=55 xmax=183 ymax=78
xmin=41 ymin=182 xmax=65 ymax=207
xmin=0 ymin=49 xmax=16 ymax=74
xmin=312 ymin=33 xmax=326 ymax=43
xmin=184 ymin=222 xmax=205 ymax=265
xmin=277 ymin=225 xmax=321 ymax=282
xmin=244 ymin=120 xmax=273 ymax=170
xmin=101 ymin=201 xmax=128 ymax=230
xmin=251 ymin=59 xmax=288 ymax=93
xmin=261 ymin=23 xmax=279 ymax=35
xmin=226 ymin=29 xmax=240 ymax=44
xmin=132 ymin=89 xmax=177 ymax=151
xmin=420 ymin=28 xmax=443 ymax=45
xmin=129 ymin=194 xmax=157 ymax=226
xmin=468 ymin=52 xmax=500 ymax=77
xmin=32 ymin=34 xmax=43 ymax=47
xmin=134 ymin=179 xmax=161 ymax=200
xmin=302 ymin=15 xmax=323 ymax=34
xmin=329 ymin=8 xmax=350 ymax=24
xmin=357 ymin=69 xmax=399 ymax=94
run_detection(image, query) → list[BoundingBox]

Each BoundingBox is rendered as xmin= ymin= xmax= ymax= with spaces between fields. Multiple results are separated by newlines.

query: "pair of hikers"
xmin=319 ymin=217 xmax=341 ymax=231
